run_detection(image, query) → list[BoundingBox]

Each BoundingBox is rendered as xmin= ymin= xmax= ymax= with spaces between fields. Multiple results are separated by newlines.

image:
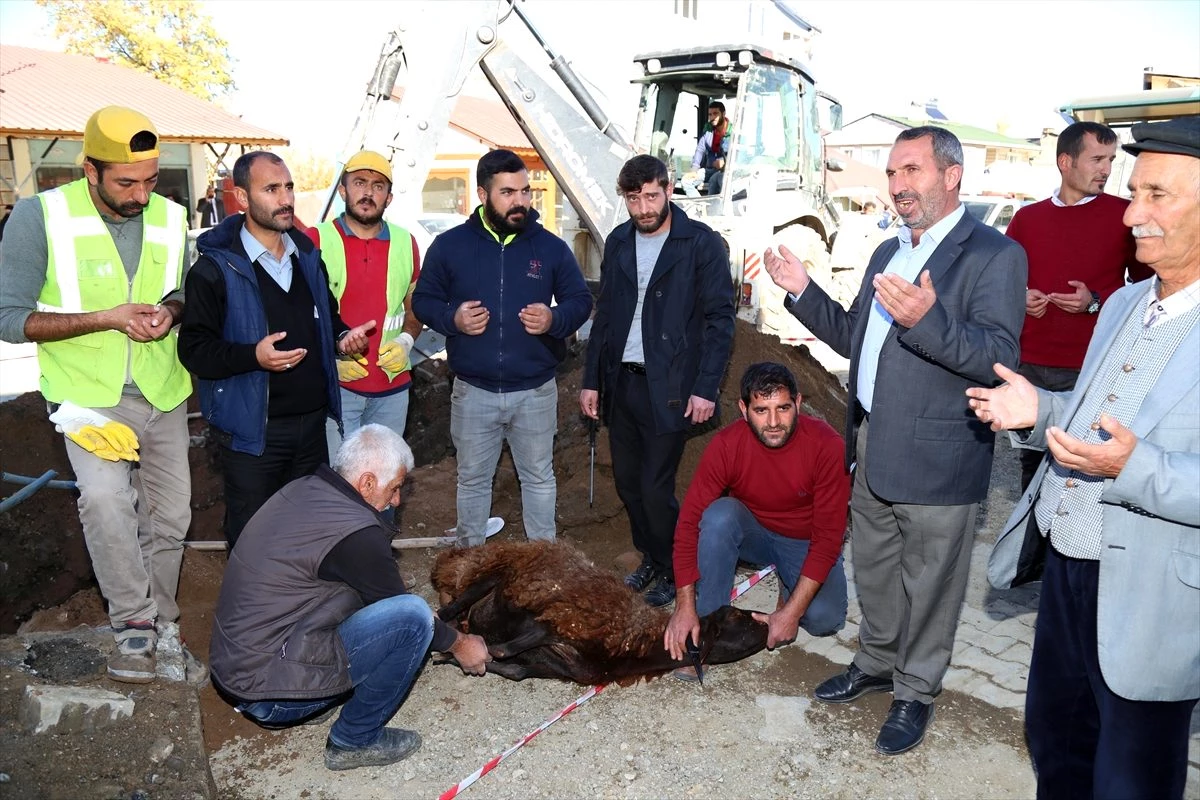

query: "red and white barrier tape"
xmin=438 ymin=563 xmax=776 ymax=799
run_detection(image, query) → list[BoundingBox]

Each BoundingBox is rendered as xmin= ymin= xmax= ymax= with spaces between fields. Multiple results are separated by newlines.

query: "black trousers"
xmin=607 ymin=368 xmax=687 ymax=577
xmin=1026 ymin=545 xmax=1197 ymax=800
xmin=220 ymin=408 xmax=329 ymax=549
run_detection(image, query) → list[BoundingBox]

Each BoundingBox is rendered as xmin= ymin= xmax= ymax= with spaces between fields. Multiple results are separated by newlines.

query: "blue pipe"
xmin=1 ymin=471 xmax=77 ymax=490
xmin=0 ymin=469 xmax=67 ymax=513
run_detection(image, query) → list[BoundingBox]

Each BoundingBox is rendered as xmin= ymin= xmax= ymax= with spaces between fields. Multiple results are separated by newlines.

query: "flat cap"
xmin=1123 ymin=115 xmax=1200 ymax=158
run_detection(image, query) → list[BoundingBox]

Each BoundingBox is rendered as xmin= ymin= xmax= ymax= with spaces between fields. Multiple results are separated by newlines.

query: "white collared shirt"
xmin=240 ymin=225 xmax=297 ymax=291
xmin=1049 ymin=186 xmax=1100 ymax=208
xmin=856 ymin=204 xmax=967 ymax=413
xmin=1143 ymin=277 xmax=1200 ymax=328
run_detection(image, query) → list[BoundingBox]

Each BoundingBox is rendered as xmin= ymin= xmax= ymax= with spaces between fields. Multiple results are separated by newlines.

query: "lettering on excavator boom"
xmin=535 ymin=107 xmax=616 ymax=219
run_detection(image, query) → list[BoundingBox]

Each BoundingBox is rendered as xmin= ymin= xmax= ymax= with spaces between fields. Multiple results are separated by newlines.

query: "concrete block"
xmin=988 ymin=660 xmax=1029 ymax=693
xmin=942 ymin=667 xmax=989 ymax=696
xmin=987 ymin=617 xmax=1035 ymax=645
xmin=995 ymin=641 xmax=1033 ymax=667
xmin=952 ymin=644 xmax=1005 ymax=676
xmin=801 ymin=635 xmax=840 ymax=658
xmin=956 ymin=605 xmax=999 ymax=633
xmin=986 ymin=596 xmax=1038 ymax=619
xmin=973 ymin=681 xmax=1025 ymax=710
xmin=834 ymin=621 xmax=859 ymax=646
xmin=21 ymin=684 xmax=134 ymax=735
xmin=823 ymin=643 xmax=855 ymax=667
xmin=971 ymin=630 xmax=1020 ymax=657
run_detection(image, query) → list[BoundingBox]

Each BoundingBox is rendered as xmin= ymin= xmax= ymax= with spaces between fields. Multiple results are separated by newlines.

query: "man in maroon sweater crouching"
xmin=664 ymin=363 xmax=851 ymax=677
xmin=1006 ymin=121 xmax=1151 ymax=489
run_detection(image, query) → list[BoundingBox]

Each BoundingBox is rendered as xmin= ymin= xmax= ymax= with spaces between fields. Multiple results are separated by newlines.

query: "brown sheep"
xmin=431 ymin=540 xmax=768 ymax=686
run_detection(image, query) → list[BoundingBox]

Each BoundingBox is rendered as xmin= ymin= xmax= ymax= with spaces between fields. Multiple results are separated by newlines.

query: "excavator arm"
xmin=323 ymin=0 xmax=633 ymax=275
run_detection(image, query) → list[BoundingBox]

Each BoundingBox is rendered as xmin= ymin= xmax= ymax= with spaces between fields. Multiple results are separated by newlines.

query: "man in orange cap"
xmin=307 ymin=151 xmax=423 ymax=454
xmin=0 ymin=105 xmax=205 ymax=686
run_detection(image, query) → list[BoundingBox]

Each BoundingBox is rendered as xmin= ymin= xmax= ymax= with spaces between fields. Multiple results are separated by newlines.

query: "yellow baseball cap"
xmin=344 ymin=150 xmax=392 ymax=183
xmin=81 ymin=106 xmax=159 ymax=164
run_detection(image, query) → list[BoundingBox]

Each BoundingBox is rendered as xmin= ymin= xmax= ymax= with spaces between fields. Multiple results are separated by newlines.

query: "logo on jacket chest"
xmin=526 ymin=259 xmax=543 ymax=280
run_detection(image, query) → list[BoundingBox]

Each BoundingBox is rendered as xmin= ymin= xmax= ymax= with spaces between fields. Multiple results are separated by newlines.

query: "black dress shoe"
xmin=643 ymin=574 xmax=676 ymax=607
xmin=813 ymin=663 xmax=894 ymax=704
xmin=875 ymin=699 xmax=934 ymax=755
xmin=624 ymin=557 xmax=659 ymax=592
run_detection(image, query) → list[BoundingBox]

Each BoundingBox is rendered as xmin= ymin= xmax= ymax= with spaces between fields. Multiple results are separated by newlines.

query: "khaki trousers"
xmin=64 ymin=393 xmax=191 ymax=627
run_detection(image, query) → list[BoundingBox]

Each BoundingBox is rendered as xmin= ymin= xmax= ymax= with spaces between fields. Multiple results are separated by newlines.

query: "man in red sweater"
xmin=1006 ymin=122 xmax=1150 ymax=489
xmin=307 ymin=151 xmax=423 ymax=455
xmin=664 ymin=362 xmax=851 ymax=676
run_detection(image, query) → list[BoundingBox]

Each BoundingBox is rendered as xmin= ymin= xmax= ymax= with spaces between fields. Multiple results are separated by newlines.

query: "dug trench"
xmin=0 ymin=319 xmax=1032 ymax=798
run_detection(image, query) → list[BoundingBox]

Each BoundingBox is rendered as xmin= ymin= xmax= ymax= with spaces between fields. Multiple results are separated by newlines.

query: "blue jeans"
xmin=240 ymin=594 xmax=435 ymax=747
xmin=695 ymin=497 xmax=847 ymax=635
xmin=450 ymin=377 xmax=557 ymax=546
xmin=325 ymin=386 xmax=411 ymax=459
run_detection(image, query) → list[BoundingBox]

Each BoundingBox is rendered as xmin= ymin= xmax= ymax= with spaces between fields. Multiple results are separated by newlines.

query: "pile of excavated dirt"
xmin=0 ymin=319 xmax=1038 ymax=799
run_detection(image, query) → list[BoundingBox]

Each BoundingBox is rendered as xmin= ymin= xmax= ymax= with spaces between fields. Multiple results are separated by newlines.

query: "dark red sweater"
xmin=307 ymin=220 xmax=421 ymax=395
xmin=673 ymin=415 xmax=850 ymax=588
xmin=1007 ymin=194 xmax=1149 ymax=368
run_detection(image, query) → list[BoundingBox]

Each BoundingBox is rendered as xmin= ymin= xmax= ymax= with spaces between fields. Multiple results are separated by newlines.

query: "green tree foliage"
xmin=35 ymin=0 xmax=235 ymax=101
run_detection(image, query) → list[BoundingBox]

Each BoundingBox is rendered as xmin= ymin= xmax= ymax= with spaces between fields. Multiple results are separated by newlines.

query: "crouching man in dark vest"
xmin=209 ymin=424 xmax=490 ymax=771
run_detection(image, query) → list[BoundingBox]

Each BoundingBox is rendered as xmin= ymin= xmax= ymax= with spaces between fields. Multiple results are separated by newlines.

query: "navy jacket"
xmin=583 ymin=203 xmax=735 ymax=435
xmin=178 ymin=214 xmax=343 ymax=455
xmin=412 ymin=207 xmax=592 ymax=392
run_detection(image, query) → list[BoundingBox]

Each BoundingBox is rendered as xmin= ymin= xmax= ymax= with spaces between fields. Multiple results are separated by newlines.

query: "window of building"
xmin=423 ymin=172 xmax=468 ymax=214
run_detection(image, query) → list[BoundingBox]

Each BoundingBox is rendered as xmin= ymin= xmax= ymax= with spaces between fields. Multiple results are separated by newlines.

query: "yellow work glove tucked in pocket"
xmin=377 ymin=332 xmax=414 ymax=381
xmin=49 ymin=401 xmax=141 ymax=462
xmin=337 ymin=353 xmax=370 ymax=382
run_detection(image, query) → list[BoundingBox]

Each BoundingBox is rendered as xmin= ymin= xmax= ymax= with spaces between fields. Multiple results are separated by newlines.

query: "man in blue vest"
xmin=306 ymin=151 xmax=423 ymax=455
xmin=178 ymin=152 xmax=373 ymax=549
xmin=0 ymin=106 xmax=204 ymax=686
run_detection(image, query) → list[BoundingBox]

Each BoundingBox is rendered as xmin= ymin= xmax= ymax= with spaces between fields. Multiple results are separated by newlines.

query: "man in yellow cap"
xmin=0 ymin=105 xmax=205 ymax=686
xmin=306 ymin=151 xmax=423 ymax=454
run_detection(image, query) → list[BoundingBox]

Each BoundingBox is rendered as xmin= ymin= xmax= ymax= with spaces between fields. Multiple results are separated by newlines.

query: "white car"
xmin=961 ymin=196 xmax=1029 ymax=235
xmin=402 ymin=212 xmax=467 ymax=256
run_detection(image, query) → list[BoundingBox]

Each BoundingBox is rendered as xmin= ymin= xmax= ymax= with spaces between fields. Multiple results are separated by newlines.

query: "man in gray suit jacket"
xmin=969 ymin=115 xmax=1199 ymax=800
xmin=765 ymin=126 xmax=1027 ymax=755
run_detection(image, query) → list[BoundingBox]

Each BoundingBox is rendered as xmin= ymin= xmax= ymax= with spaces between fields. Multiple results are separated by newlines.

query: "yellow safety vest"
xmin=316 ymin=219 xmax=414 ymax=346
xmin=36 ymin=178 xmax=191 ymax=411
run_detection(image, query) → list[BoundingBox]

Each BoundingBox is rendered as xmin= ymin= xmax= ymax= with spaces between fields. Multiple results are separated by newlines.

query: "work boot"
xmin=325 ymin=728 xmax=422 ymax=771
xmin=108 ymin=620 xmax=157 ymax=684
xmin=623 ymin=556 xmax=659 ymax=592
xmin=156 ymin=621 xmax=210 ymax=688
xmin=644 ymin=574 xmax=676 ymax=607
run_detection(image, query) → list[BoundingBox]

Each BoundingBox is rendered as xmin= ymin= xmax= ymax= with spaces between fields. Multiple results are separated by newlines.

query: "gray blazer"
xmin=789 ymin=211 xmax=1027 ymax=505
xmin=989 ymin=280 xmax=1200 ymax=702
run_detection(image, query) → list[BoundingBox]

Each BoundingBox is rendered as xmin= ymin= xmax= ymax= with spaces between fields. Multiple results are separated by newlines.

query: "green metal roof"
xmin=881 ymin=115 xmax=1036 ymax=148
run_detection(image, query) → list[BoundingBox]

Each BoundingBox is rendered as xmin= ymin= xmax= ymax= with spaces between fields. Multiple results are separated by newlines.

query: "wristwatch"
xmin=1086 ymin=292 xmax=1101 ymax=315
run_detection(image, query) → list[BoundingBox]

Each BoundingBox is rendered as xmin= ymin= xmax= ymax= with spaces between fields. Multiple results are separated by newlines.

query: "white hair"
xmin=332 ymin=424 xmax=414 ymax=483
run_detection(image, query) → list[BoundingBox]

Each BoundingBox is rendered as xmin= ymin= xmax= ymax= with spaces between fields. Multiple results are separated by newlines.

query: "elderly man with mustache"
xmin=970 ymin=115 xmax=1200 ymax=800
xmin=179 ymin=151 xmax=372 ymax=548
xmin=305 ymin=151 xmax=424 ymax=458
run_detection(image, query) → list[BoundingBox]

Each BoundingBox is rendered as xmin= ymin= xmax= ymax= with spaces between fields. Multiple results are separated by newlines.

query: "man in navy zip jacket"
xmin=179 ymin=152 xmax=371 ymax=549
xmin=412 ymin=149 xmax=592 ymax=547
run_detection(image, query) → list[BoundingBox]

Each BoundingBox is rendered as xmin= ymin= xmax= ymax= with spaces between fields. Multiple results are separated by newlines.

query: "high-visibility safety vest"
xmin=36 ymin=178 xmax=191 ymax=411
xmin=315 ymin=220 xmax=414 ymax=347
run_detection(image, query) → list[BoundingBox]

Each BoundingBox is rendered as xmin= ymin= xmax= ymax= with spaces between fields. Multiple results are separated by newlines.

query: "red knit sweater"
xmin=672 ymin=415 xmax=850 ymax=588
xmin=1007 ymin=194 xmax=1148 ymax=368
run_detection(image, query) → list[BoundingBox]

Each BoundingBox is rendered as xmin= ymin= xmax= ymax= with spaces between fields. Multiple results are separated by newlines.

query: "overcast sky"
xmin=2 ymin=0 xmax=1197 ymax=154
